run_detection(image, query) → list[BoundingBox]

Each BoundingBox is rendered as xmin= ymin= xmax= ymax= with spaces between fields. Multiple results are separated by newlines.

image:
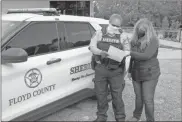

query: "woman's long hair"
xmin=130 ymin=18 xmax=159 ymax=51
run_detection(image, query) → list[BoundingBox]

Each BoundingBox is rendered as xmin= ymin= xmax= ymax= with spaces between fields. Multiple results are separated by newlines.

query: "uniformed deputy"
xmin=89 ymin=14 xmax=128 ymax=122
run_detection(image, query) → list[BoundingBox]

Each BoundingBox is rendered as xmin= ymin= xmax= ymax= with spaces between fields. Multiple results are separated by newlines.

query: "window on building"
xmin=50 ymin=1 xmax=90 ymax=16
xmin=6 ymin=22 xmax=59 ymax=56
xmin=64 ymin=22 xmax=92 ymax=49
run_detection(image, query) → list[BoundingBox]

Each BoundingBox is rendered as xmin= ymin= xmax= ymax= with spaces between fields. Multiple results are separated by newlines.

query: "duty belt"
xmin=100 ymin=58 xmax=122 ymax=70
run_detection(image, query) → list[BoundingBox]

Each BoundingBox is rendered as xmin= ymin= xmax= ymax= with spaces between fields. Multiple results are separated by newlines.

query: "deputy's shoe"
xmin=116 ymin=118 xmax=125 ymax=122
xmin=126 ymin=117 xmax=140 ymax=122
xmin=93 ymin=117 xmax=107 ymax=122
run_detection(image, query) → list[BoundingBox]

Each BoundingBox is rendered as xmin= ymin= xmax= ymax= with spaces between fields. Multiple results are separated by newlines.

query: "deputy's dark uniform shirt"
xmin=89 ymin=27 xmax=130 ymax=55
xmin=89 ymin=27 xmax=130 ymax=73
xmin=95 ymin=27 xmax=125 ymax=69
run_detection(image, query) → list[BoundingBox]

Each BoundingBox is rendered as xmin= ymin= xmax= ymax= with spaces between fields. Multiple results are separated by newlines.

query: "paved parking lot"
xmin=40 ymin=48 xmax=181 ymax=121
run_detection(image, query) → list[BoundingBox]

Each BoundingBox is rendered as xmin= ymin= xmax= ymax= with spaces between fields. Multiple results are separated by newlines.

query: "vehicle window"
xmin=99 ymin=24 xmax=108 ymax=28
xmin=100 ymin=24 xmax=108 ymax=31
xmin=57 ymin=22 xmax=68 ymax=50
xmin=64 ymin=22 xmax=92 ymax=49
xmin=5 ymin=22 xmax=59 ymax=56
xmin=89 ymin=24 xmax=96 ymax=37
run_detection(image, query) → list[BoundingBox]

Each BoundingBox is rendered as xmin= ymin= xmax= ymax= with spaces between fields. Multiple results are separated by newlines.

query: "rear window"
xmin=64 ymin=22 xmax=92 ymax=49
xmin=99 ymin=24 xmax=108 ymax=28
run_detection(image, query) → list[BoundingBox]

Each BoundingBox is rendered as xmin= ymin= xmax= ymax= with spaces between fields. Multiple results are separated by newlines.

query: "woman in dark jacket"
xmin=125 ymin=18 xmax=161 ymax=121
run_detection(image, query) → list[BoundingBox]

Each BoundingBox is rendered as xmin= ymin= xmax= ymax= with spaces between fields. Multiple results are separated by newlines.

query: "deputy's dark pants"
xmin=94 ymin=64 xmax=126 ymax=120
xmin=132 ymin=79 xmax=158 ymax=121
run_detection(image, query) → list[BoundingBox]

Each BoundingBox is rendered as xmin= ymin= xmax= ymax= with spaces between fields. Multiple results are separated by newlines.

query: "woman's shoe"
xmin=126 ymin=117 xmax=140 ymax=122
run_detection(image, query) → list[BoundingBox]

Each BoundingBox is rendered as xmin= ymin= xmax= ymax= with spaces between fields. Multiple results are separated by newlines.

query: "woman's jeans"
xmin=132 ymin=79 xmax=158 ymax=121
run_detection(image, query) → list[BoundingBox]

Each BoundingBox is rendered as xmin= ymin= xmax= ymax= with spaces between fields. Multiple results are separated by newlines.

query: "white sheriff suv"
xmin=1 ymin=8 xmax=109 ymax=121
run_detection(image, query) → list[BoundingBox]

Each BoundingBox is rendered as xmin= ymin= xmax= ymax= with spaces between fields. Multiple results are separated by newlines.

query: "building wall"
xmin=0 ymin=0 xmax=2 ymax=14
xmin=90 ymin=0 xmax=94 ymax=17
xmin=1 ymin=0 xmax=49 ymax=14
xmin=1 ymin=0 xmax=94 ymax=16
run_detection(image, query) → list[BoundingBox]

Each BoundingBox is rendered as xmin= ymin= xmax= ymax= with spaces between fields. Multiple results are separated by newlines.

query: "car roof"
xmin=2 ymin=13 xmax=109 ymax=31
xmin=2 ymin=13 xmax=109 ymax=24
xmin=2 ymin=13 xmax=41 ymax=21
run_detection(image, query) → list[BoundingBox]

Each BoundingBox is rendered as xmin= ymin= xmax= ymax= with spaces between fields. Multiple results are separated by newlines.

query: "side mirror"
xmin=2 ymin=48 xmax=28 ymax=64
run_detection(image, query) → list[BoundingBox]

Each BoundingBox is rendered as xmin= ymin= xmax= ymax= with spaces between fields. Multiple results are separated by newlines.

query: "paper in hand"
xmin=107 ymin=45 xmax=125 ymax=62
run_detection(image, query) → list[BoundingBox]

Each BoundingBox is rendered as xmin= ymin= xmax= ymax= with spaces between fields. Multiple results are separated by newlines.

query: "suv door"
xmin=2 ymin=21 xmax=71 ymax=121
xmin=58 ymin=21 xmax=95 ymax=93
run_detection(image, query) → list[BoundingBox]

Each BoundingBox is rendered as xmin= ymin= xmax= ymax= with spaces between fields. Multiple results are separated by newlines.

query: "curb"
xmin=159 ymin=44 xmax=182 ymax=50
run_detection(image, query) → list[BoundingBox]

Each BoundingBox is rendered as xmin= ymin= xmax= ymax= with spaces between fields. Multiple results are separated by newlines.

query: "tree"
xmin=94 ymin=0 xmax=181 ymax=27
xmin=170 ymin=20 xmax=177 ymax=29
xmin=170 ymin=20 xmax=178 ymax=39
xmin=162 ymin=16 xmax=170 ymax=38
xmin=162 ymin=16 xmax=169 ymax=29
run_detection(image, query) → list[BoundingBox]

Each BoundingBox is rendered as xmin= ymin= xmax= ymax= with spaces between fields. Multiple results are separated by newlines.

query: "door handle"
xmin=46 ymin=58 xmax=61 ymax=65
